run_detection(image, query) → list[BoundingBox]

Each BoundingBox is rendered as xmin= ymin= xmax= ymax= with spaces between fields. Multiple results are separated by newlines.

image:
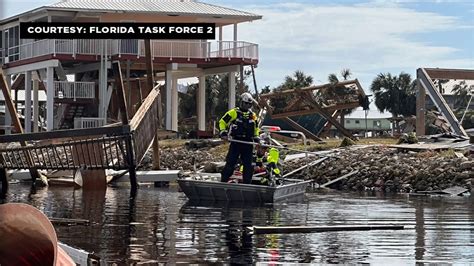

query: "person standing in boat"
xmin=219 ymin=92 xmax=260 ymax=184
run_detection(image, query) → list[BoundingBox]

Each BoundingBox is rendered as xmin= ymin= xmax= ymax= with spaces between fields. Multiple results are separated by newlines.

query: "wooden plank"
xmin=112 ymin=61 xmax=129 ymax=125
xmin=0 ymin=69 xmax=40 ymax=181
xmin=248 ymin=224 xmax=405 ymax=234
xmin=425 ymin=68 xmax=474 ymax=80
xmin=11 ymin=74 xmax=25 ymax=91
xmin=283 ymin=117 xmax=322 ymax=141
xmin=260 ymin=79 xmax=362 ymax=99
xmin=319 ymin=111 xmax=340 ymax=137
xmin=0 ymin=125 xmax=129 ymax=143
xmin=419 ymin=68 xmax=467 ymax=136
xmin=283 ymin=97 xmax=303 ymax=112
xmin=144 ymin=39 xmax=162 ymax=170
xmin=282 ymin=157 xmax=327 ymax=178
xmin=270 ymin=102 xmax=360 ymax=119
xmin=299 ymin=91 xmax=354 ymax=139
xmin=320 ymin=170 xmax=358 ymax=188
xmin=130 ymin=85 xmax=161 ymax=165
xmin=416 ymin=79 xmax=426 ymax=136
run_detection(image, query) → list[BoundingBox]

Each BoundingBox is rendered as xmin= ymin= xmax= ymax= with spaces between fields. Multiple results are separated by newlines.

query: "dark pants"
xmin=221 ymin=141 xmax=254 ymax=184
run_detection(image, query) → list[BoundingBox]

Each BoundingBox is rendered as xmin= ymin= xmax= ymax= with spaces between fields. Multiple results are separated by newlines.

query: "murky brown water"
xmin=1 ymin=183 xmax=473 ymax=264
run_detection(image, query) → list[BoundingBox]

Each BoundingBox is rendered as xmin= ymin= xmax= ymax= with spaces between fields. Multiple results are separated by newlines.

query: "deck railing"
xmin=7 ymin=39 xmax=258 ymax=63
xmin=54 ymin=81 xmax=96 ymax=101
xmin=74 ymin=117 xmax=105 ymax=129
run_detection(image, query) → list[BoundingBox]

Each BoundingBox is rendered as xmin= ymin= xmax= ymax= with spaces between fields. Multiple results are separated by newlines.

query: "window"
xmin=6 ymin=26 xmax=20 ymax=62
xmin=355 ymin=120 xmax=360 ymax=124
xmin=346 ymin=119 xmax=350 ymax=124
xmin=373 ymin=120 xmax=381 ymax=127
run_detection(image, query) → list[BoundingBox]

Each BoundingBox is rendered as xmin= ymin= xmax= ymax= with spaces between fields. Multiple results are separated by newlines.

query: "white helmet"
xmin=241 ymin=92 xmax=256 ymax=104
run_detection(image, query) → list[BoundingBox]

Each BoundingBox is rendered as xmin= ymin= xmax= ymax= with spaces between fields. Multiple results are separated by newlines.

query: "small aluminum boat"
xmin=178 ymin=177 xmax=311 ymax=203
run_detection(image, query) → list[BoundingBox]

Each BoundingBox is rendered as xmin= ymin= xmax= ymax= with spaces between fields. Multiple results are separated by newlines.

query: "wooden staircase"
xmin=59 ymin=104 xmax=86 ymax=129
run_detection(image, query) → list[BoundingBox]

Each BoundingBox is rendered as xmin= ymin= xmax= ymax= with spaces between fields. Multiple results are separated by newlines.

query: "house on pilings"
xmin=0 ymin=0 xmax=261 ymax=135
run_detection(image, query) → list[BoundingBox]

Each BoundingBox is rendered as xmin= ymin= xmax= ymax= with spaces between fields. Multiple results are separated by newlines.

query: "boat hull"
xmin=178 ymin=178 xmax=311 ymax=203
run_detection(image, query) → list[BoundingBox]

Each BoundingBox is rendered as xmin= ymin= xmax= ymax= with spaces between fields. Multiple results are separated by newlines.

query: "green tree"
xmin=434 ymin=79 xmax=449 ymax=94
xmin=370 ymin=72 xmax=416 ymax=130
xmin=178 ymin=72 xmax=252 ymax=131
xmin=321 ymin=69 xmax=359 ymax=116
xmin=270 ymin=70 xmax=313 ymax=112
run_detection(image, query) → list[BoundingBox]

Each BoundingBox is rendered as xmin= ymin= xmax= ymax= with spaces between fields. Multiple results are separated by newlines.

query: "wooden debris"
xmin=282 ymin=157 xmax=328 ymax=178
xmin=247 ymin=224 xmax=405 ymax=234
xmin=319 ymin=170 xmax=358 ymax=188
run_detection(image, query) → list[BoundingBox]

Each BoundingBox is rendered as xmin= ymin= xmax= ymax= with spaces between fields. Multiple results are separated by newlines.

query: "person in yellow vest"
xmin=219 ymin=92 xmax=260 ymax=184
xmin=237 ymin=133 xmax=281 ymax=185
xmin=255 ymin=134 xmax=281 ymax=186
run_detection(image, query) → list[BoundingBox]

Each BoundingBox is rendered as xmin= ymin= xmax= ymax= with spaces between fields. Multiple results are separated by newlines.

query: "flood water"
xmin=1 ymin=183 xmax=473 ymax=264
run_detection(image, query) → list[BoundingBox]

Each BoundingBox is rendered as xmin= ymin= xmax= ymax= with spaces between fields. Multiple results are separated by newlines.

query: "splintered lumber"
xmin=282 ymin=157 xmax=328 ymax=178
xmin=417 ymin=68 xmax=467 ymax=136
xmin=299 ymin=90 xmax=354 ymax=139
xmin=320 ymin=170 xmax=358 ymax=188
xmin=248 ymin=224 xmax=405 ymax=234
xmin=0 ymin=69 xmax=41 ymax=182
xmin=283 ymin=117 xmax=322 ymax=141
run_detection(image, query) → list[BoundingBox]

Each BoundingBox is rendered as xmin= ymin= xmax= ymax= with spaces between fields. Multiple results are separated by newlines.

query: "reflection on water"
xmin=1 ymin=184 xmax=473 ymax=264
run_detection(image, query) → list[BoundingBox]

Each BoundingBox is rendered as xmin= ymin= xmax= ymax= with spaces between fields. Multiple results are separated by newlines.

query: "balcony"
xmin=3 ymin=39 xmax=258 ymax=65
xmin=54 ymin=81 xmax=96 ymax=101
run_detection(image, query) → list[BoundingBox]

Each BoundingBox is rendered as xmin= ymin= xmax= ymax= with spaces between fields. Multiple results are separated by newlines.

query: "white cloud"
xmin=223 ymin=2 xmax=473 ymax=91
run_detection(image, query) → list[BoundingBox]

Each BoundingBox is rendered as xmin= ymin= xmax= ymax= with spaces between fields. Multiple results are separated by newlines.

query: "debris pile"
xmin=139 ymin=146 xmax=226 ymax=171
xmin=426 ymin=111 xmax=451 ymax=134
xmin=397 ymin=132 xmax=419 ymax=144
xmin=284 ymin=146 xmax=473 ymax=192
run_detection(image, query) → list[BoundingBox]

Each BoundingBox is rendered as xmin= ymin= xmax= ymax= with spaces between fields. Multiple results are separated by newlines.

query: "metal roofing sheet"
xmin=47 ymin=0 xmax=261 ymax=18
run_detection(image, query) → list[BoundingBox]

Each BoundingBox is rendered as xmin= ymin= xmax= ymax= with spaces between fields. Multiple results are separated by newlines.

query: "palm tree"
xmin=270 ymin=70 xmax=313 ymax=112
xmin=324 ymin=69 xmax=357 ymax=115
xmin=341 ymin=68 xmax=352 ymax=80
xmin=370 ymin=72 xmax=416 ymax=133
xmin=434 ymin=79 xmax=449 ymax=94
xmin=452 ymin=80 xmax=472 ymax=109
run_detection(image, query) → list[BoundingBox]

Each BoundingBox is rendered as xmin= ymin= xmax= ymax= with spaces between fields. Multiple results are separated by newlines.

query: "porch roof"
xmin=1 ymin=0 xmax=262 ymax=24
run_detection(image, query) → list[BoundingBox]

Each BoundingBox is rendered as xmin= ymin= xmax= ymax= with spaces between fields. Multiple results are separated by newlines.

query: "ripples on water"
xmin=1 ymin=184 xmax=473 ymax=264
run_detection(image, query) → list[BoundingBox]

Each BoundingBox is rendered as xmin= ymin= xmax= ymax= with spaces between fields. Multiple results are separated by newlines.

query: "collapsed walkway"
xmin=0 ymin=61 xmax=161 ymax=192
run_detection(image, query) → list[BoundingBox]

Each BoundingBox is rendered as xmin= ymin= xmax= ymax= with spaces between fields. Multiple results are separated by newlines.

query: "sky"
xmin=1 ymin=0 xmax=473 ymax=116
